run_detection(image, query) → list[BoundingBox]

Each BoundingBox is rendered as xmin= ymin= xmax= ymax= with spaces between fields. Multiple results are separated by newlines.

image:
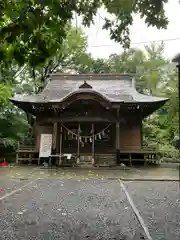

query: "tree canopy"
xmin=0 ymin=0 xmax=169 ymax=66
xmin=0 ymin=24 xmax=178 ymax=159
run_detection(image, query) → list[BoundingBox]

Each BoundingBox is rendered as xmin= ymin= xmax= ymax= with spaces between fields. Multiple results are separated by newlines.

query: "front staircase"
xmin=77 ymin=153 xmax=116 ymax=167
xmin=95 ymin=153 xmax=116 ymax=167
xmin=79 ymin=155 xmax=93 ymax=167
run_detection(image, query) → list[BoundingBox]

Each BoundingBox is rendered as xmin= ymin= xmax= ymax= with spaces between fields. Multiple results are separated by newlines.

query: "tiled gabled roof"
xmin=11 ymin=73 xmax=168 ymax=104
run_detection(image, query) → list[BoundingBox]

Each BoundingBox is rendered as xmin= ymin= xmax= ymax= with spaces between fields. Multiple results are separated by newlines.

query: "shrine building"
xmin=11 ymin=73 xmax=168 ymax=167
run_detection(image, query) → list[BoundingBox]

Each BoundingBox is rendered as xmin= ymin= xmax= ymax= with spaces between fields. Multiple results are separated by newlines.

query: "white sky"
xmin=81 ymin=0 xmax=180 ymax=60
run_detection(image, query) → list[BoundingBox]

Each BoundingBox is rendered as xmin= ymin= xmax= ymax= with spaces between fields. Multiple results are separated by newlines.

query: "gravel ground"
xmin=0 ymin=179 xmax=145 ymax=240
xmin=125 ymin=181 xmax=180 ymax=240
xmin=0 ymin=178 xmax=29 ymax=198
xmin=1 ymin=166 xmax=180 ymax=239
xmin=0 ymin=167 xmax=37 ymax=198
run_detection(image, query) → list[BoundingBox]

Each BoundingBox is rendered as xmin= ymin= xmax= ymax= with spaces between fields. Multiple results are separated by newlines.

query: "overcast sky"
xmin=81 ymin=1 xmax=180 ymax=60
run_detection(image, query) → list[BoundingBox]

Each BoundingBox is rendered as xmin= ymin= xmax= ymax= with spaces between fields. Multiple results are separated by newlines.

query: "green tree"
xmin=83 ymin=43 xmax=178 ymax=153
xmin=88 ymin=43 xmax=168 ymax=95
xmin=0 ymin=106 xmax=30 ymax=148
xmin=14 ymin=26 xmax=90 ymax=93
xmin=138 ymin=43 xmax=168 ymax=95
xmin=0 ymin=84 xmax=12 ymax=106
xmin=1 ymin=26 xmax=92 ymax=147
xmin=0 ymin=60 xmax=31 ymax=149
xmin=0 ymin=0 xmax=168 ymax=66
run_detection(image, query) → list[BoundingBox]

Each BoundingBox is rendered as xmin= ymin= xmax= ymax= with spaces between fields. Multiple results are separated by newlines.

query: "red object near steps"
xmin=1 ymin=159 xmax=6 ymax=167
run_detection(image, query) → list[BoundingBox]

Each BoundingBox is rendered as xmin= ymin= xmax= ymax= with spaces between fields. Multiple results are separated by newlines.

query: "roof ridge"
xmin=50 ymin=73 xmax=134 ymax=76
xmin=50 ymin=72 xmax=134 ymax=75
xmin=49 ymin=73 xmax=134 ymax=81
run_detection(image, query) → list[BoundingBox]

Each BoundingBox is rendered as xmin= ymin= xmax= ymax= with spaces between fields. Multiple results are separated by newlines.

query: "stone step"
xmin=78 ymin=154 xmax=116 ymax=166
xmin=79 ymin=161 xmax=92 ymax=164
xmin=79 ymin=159 xmax=92 ymax=163
xmin=79 ymin=162 xmax=92 ymax=165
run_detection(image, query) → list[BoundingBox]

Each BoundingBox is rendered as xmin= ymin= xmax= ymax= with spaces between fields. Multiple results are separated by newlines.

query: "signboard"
xmin=39 ymin=134 xmax=52 ymax=158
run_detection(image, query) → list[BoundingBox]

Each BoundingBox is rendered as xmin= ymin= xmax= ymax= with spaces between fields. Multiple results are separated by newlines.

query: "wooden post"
xmin=116 ymin=109 xmax=120 ymax=165
xmin=92 ymin=123 xmax=95 ymax=165
xmin=59 ymin=123 xmax=62 ymax=166
xmin=77 ymin=124 xmax=80 ymax=164
xmin=52 ymin=122 xmax=57 ymax=151
xmin=140 ymin=120 xmax=143 ymax=147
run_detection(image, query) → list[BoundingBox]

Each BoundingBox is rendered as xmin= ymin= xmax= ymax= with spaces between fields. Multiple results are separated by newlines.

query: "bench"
xmin=16 ymin=146 xmax=38 ymax=164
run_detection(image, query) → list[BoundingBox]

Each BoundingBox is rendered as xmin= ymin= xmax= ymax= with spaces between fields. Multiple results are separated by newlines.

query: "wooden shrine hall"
xmin=11 ymin=73 xmax=168 ymax=167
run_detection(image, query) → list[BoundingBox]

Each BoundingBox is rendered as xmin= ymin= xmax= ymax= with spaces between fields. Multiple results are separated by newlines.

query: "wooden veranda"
xmin=16 ymin=145 xmax=160 ymax=167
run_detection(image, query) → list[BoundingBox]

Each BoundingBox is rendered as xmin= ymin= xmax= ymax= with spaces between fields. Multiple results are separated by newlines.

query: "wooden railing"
xmin=120 ymin=145 xmax=158 ymax=153
xmin=15 ymin=144 xmax=159 ymax=165
xmin=16 ymin=145 xmax=37 ymax=164
xmin=16 ymin=145 xmax=37 ymax=152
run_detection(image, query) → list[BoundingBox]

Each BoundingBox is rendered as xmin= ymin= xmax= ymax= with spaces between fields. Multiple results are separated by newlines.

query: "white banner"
xmin=39 ymin=134 xmax=52 ymax=158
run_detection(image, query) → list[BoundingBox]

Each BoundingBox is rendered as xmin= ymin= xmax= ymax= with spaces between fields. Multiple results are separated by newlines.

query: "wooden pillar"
xmin=59 ymin=123 xmax=62 ymax=166
xmin=52 ymin=122 xmax=57 ymax=152
xmin=56 ymin=123 xmax=60 ymax=153
xmin=140 ymin=106 xmax=143 ymax=148
xmin=140 ymin=120 xmax=143 ymax=147
xmin=116 ymin=109 xmax=121 ymax=165
xmin=77 ymin=124 xmax=80 ymax=164
xmin=92 ymin=123 xmax=95 ymax=165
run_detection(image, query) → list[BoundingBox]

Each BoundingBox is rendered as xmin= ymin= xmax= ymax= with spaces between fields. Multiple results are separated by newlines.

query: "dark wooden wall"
xmin=35 ymin=120 xmax=142 ymax=153
xmin=120 ymin=123 xmax=142 ymax=149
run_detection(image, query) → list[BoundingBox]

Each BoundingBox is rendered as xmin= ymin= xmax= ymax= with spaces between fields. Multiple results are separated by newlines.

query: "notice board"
xmin=39 ymin=134 xmax=52 ymax=158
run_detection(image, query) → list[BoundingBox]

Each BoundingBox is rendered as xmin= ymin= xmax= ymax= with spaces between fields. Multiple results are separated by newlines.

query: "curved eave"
xmin=118 ymin=99 xmax=168 ymax=118
xmin=10 ymin=99 xmax=46 ymax=115
xmin=10 ymin=93 xmax=169 ymax=117
xmin=143 ymin=99 xmax=168 ymax=117
xmin=137 ymin=99 xmax=168 ymax=118
xmin=10 ymin=99 xmax=32 ymax=114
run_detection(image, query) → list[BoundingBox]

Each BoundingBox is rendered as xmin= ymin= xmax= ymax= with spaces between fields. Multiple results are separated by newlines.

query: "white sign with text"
xmin=39 ymin=134 xmax=52 ymax=158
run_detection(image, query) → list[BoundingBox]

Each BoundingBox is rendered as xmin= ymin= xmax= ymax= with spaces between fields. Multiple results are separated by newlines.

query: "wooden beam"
xmin=45 ymin=116 xmax=115 ymax=123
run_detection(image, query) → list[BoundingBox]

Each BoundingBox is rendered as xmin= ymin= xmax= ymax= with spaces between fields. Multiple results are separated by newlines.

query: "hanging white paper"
xmin=78 ymin=125 xmax=82 ymax=133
